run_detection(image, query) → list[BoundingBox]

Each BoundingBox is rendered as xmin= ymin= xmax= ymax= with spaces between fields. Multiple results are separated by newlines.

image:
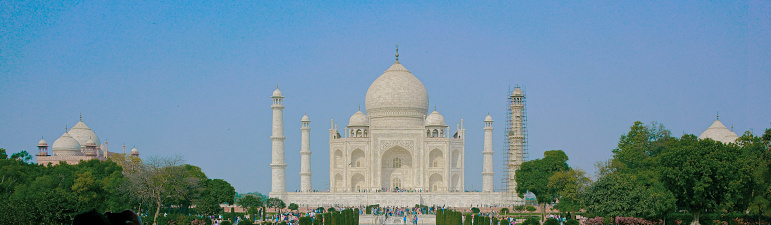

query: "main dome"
xmin=365 ymin=62 xmax=429 ymax=118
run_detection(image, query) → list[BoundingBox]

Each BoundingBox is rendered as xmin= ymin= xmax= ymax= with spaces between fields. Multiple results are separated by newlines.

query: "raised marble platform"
xmin=274 ymin=192 xmax=522 ymax=207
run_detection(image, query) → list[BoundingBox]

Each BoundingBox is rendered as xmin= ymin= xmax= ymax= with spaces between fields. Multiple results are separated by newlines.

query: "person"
xmin=73 ymin=209 xmax=110 ymax=225
xmin=105 ymin=210 xmax=143 ymax=225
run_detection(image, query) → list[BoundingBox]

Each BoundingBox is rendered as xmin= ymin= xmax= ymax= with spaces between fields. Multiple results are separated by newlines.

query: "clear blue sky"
xmin=2 ymin=1 xmax=769 ymax=193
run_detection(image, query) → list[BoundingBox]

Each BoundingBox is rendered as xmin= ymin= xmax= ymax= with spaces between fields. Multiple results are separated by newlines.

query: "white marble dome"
xmin=38 ymin=138 xmax=48 ymax=146
xmin=130 ymin=147 xmax=139 ymax=155
xmin=484 ymin=114 xmax=494 ymax=122
xmin=512 ymin=87 xmax=523 ymax=96
xmin=301 ymin=114 xmax=310 ymax=122
xmin=365 ymin=62 xmax=429 ymax=117
xmin=273 ymin=88 xmax=283 ymax=97
xmin=68 ymin=121 xmax=101 ymax=148
xmin=698 ymin=119 xmax=738 ymax=144
xmin=425 ymin=110 xmax=446 ymax=126
xmin=349 ymin=110 xmax=369 ymax=126
xmin=52 ymin=132 xmax=83 ymax=156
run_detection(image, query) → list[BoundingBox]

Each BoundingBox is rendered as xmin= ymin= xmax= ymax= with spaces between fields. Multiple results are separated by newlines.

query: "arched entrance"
xmin=381 ymin=146 xmax=412 ymax=191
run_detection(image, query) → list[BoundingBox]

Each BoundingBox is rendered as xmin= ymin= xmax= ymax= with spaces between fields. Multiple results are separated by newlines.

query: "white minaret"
xmin=482 ymin=114 xmax=494 ymax=192
xmin=300 ymin=114 xmax=312 ymax=192
xmin=508 ymin=87 xmax=525 ymax=193
xmin=270 ymin=87 xmax=287 ymax=197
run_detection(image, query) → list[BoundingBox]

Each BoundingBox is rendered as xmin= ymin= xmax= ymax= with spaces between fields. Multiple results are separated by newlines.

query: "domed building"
xmin=35 ymin=118 xmax=140 ymax=166
xmin=326 ymin=60 xmax=464 ymax=193
xmin=699 ymin=115 xmax=739 ymax=144
xmin=269 ymin=53 xmax=523 ymax=207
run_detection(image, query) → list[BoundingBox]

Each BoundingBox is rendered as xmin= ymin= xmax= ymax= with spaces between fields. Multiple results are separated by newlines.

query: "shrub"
xmin=471 ymin=208 xmax=480 ymax=214
xmin=525 ymin=206 xmax=537 ymax=212
xmin=522 ymin=217 xmax=540 ymax=225
xmin=316 ymin=207 xmax=325 ymax=213
xmin=500 ymin=208 xmax=510 ymax=215
xmin=515 ymin=205 xmax=527 ymax=212
xmin=328 ymin=207 xmax=336 ymax=212
xmin=238 ymin=219 xmax=254 ymax=225
xmin=585 ymin=217 xmax=603 ymax=225
xmin=544 ymin=218 xmax=559 ymax=225
xmin=221 ymin=221 xmax=233 ymax=225
xmin=565 ymin=219 xmax=579 ymax=225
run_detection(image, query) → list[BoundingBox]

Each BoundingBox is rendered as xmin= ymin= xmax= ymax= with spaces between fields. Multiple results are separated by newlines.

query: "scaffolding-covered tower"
xmin=501 ymin=86 xmax=528 ymax=205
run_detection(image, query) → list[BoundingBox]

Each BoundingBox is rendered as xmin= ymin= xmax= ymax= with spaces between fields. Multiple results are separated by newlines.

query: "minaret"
xmin=270 ymin=87 xmax=287 ymax=197
xmin=300 ymin=114 xmax=312 ymax=192
xmin=508 ymin=87 xmax=525 ymax=193
xmin=482 ymin=114 xmax=494 ymax=192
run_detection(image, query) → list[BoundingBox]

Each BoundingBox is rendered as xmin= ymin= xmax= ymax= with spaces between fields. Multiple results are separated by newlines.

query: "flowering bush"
xmin=586 ymin=217 xmax=604 ymax=225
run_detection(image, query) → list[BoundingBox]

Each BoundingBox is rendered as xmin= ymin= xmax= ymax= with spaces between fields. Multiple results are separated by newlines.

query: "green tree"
xmin=659 ymin=134 xmax=752 ymax=225
xmin=582 ymin=172 xmax=675 ymax=219
xmin=123 ymin=156 xmax=202 ymax=225
xmin=288 ymin=203 xmax=299 ymax=211
xmin=515 ymin=150 xmax=570 ymax=221
xmin=736 ymin=129 xmax=771 ymax=217
xmin=267 ymin=197 xmax=286 ymax=214
xmin=547 ymin=168 xmax=590 ymax=214
xmin=238 ymin=195 xmax=263 ymax=220
xmin=10 ymin=150 xmax=32 ymax=163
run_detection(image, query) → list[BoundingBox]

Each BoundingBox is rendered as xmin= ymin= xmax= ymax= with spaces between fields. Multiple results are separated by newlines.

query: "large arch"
xmin=351 ymin=173 xmax=365 ymax=191
xmin=334 ymin=150 xmax=343 ymax=168
xmin=381 ymin=146 xmax=412 ymax=190
xmin=451 ymin=173 xmax=461 ymax=192
xmin=334 ymin=173 xmax=343 ymax=191
xmin=429 ymin=173 xmax=443 ymax=192
xmin=451 ymin=150 xmax=461 ymax=168
xmin=351 ymin=149 xmax=365 ymax=168
xmin=429 ymin=149 xmax=443 ymax=168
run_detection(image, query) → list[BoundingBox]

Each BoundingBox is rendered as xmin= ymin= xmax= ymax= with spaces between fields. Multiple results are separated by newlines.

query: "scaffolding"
xmin=501 ymin=85 xmax=528 ymax=205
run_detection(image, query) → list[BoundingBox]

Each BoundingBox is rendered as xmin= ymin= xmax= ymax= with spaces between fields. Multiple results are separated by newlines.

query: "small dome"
xmin=301 ymin=114 xmax=310 ymax=122
xmin=348 ymin=110 xmax=369 ymax=126
xmin=425 ymin=110 xmax=446 ymax=126
xmin=512 ymin=88 xmax=523 ymax=96
xmin=52 ymin=132 xmax=83 ymax=156
xmin=698 ymin=119 xmax=739 ymax=144
xmin=130 ymin=147 xmax=139 ymax=155
xmin=484 ymin=114 xmax=493 ymax=122
xmin=272 ymin=88 xmax=283 ymax=97
xmin=68 ymin=121 xmax=101 ymax=148
xmin=38 ymin=138 xmax=48 ymax=146
xmin=86 ymin=139 xmax=96 ymax=146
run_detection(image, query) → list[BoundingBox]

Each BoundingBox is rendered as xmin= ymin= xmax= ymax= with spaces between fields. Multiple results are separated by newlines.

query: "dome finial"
xmin=358 ymin=105 xmax=361 ymax=111
xmin=716 ymin=112 xmax=719 ymax=120
xmin=79 ymin=113 xmax=82 ymax=121
xmin=395 ymin=43 xmax=399 ymax=63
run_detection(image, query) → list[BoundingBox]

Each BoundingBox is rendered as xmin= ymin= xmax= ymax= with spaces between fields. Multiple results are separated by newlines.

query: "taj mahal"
xmin=266 ymin=52 xmax=527 ymax=207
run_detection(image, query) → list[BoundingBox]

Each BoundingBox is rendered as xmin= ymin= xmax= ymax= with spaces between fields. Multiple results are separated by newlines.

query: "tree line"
xmin=0 ymin=150 xmax=236 ymax=225
xmin=515 ymin=121 xmax=771 ymax=225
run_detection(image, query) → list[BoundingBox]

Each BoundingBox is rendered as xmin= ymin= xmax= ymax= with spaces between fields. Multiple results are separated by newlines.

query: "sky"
xmin=1 ymin=0 xmax=769 ymax=194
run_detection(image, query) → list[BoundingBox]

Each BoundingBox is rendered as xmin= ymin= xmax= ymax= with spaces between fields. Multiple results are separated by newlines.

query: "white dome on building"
xmin=349 ymin=110 xmax=369 ymax=126
xmin=425 ymin=110 xmax=446 ymax=126
xmin=273 ymin=88 xmax=283 ymax=97
xmin=38 ymin=138 xmax=48 ymax=146
xmin=698 ymin=119 xmax=739 ymax=144
xmin=130 ymin=147 xmax=139 ymax=155
xmin=484 ymin=114 xmax=493 ymax=122
xmin=365 ymin=62 xmax=429 ymax=118
xmin=512 ymin=88 xmax=523 ymax=96
xmin=52 ymin=132 xmax=83 ymax=156
xmin=68 ymin=121 xmax=101 ymax=148
xmin=301 ymin=114 xmax=310 ymax=122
